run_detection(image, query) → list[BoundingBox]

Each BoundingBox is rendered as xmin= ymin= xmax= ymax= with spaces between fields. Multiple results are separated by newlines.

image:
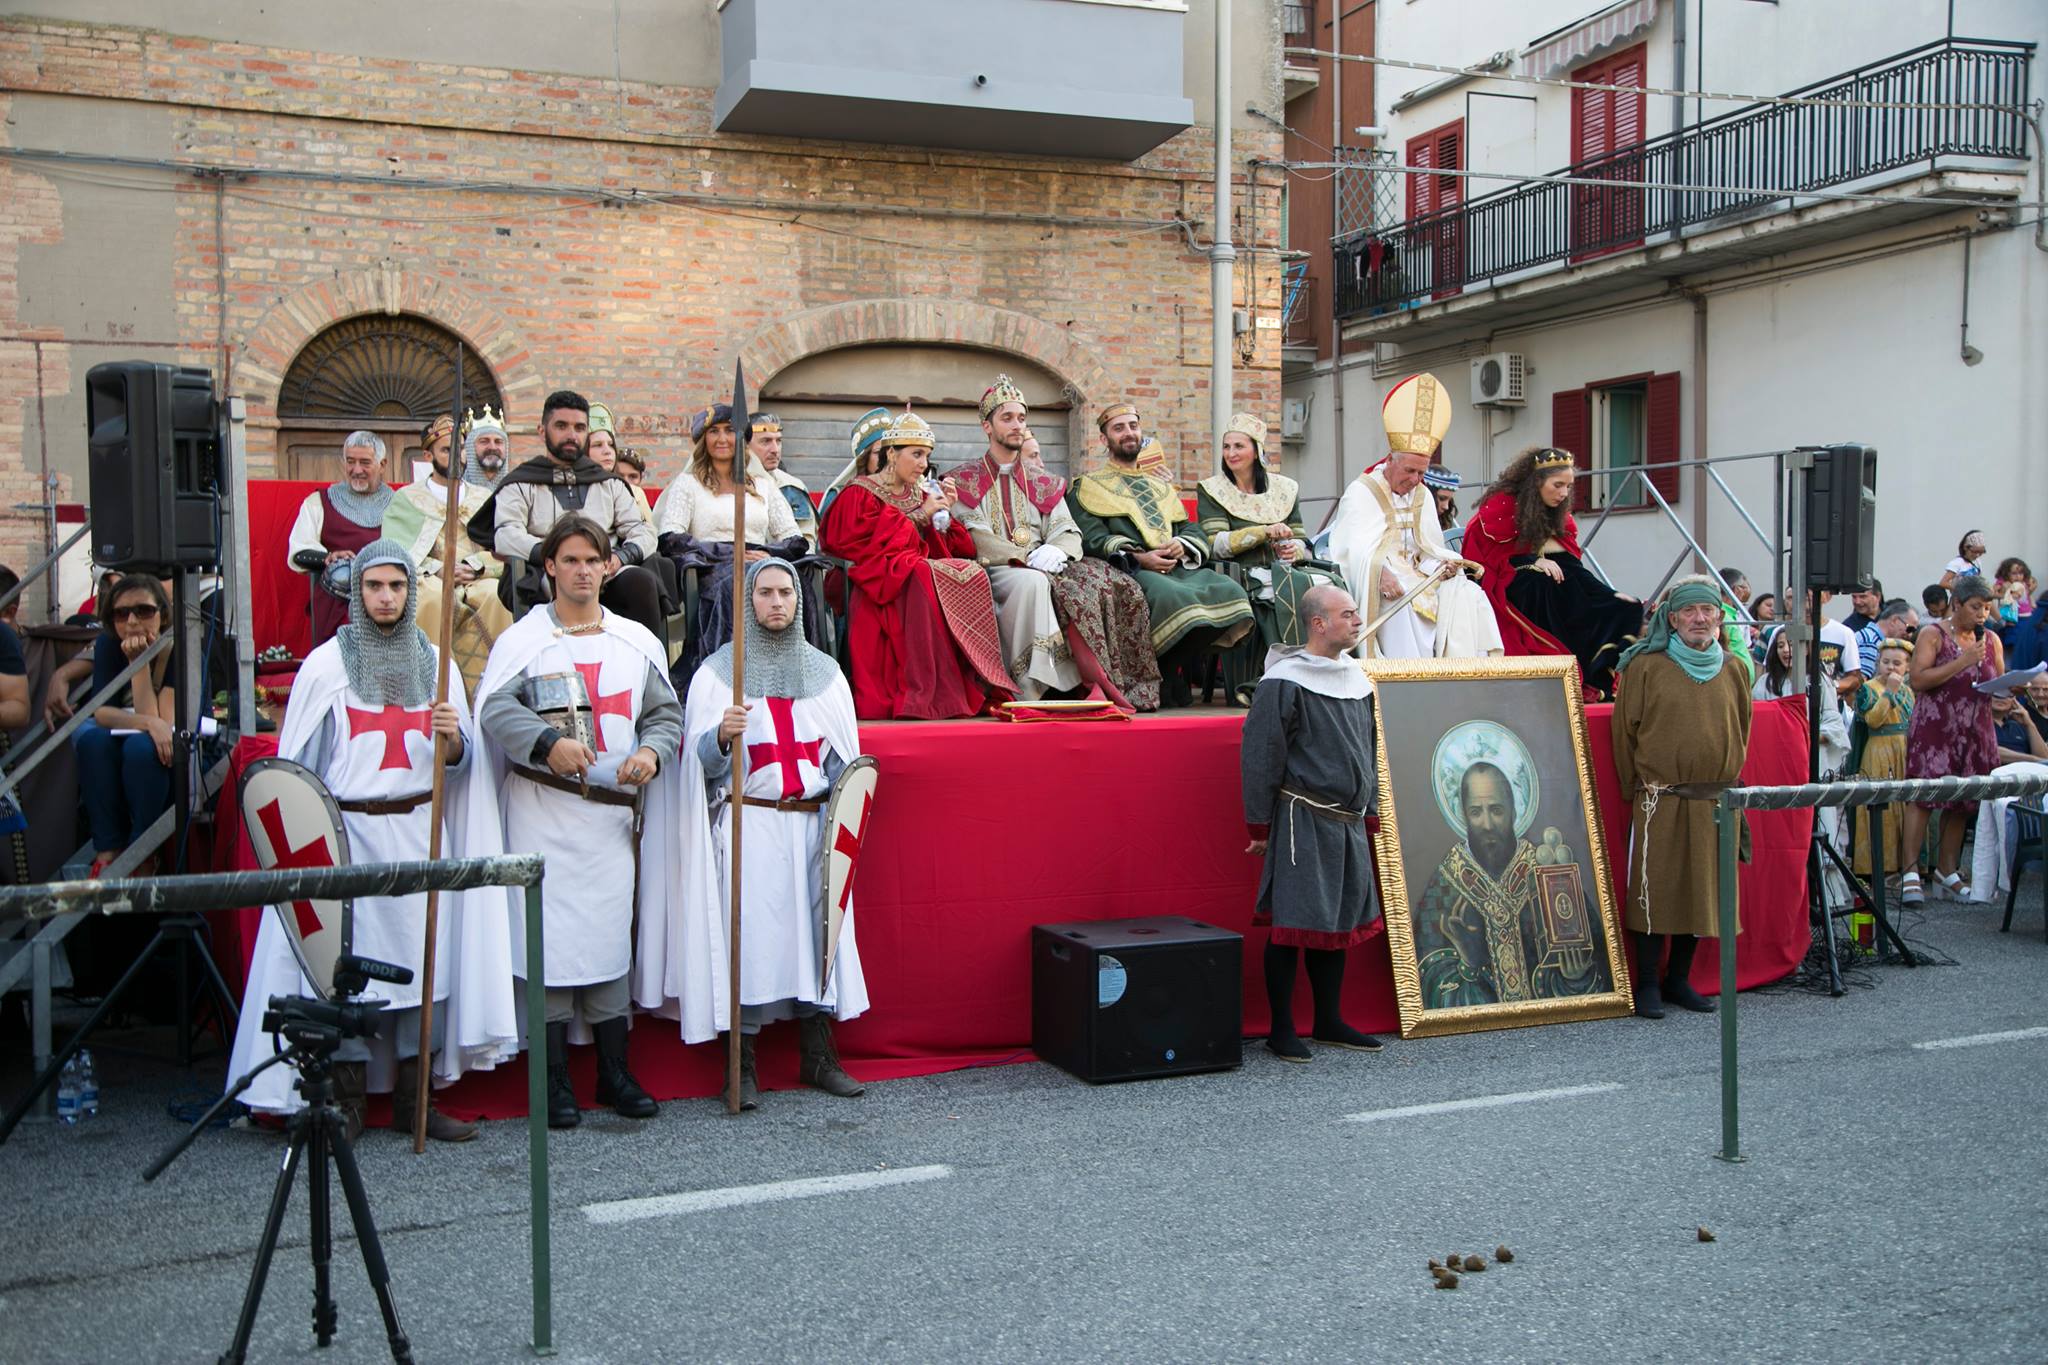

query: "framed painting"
xmin=1364 ymin=656 xmax=1633 ymax=1037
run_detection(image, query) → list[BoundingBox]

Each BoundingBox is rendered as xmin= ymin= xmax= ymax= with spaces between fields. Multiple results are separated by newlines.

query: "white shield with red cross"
xmin=239 ymin=757 xmax=352 ymax=999
xmin=820 ymin=755 xmax=879 ymax=993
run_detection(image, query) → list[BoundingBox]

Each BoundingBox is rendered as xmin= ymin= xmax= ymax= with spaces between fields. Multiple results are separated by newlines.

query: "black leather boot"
xmin=1633 ymin=933 xmax=1666 ymax=1019
xmin=723 ymin=1034 xmax=760 ymax=1112
xmin=392 ymin=1057 xmax=479 ymax=1143
xmin=1262 ymin=943 xmax=1310 ymax=1062
xmin=592 ymin=1017 xmax=658 ymax=1118
xmin=797 ymin=1015 xmax=865 ymax=1097
xmin=1662 ymin=934 xmax=1716 ymax=1013
xmin=545 ymin=1022 xmax=580 ymax=1129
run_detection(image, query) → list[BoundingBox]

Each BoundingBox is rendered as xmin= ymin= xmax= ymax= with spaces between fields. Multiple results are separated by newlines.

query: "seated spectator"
xmin=0 ymin=565 xmax=28 ymax=730
xmin=613 ymin=446 xmax=654 ymax=522
xmin=585 ymin=402 xmax=620 ymax=471
xmin=73 ymin=575 xmax=177 ymax=878
xmin=72 ymin=568 xmax=120 ymax=626
xmin=1992 ymin=691 xmax=2048 ymax=765
xmin=1939 ymin=530 xmax=1986 ymax=590
xmin=1841 ymin=579 xmax=1883 ymax=633
xmin=1426 ymin=467 xmax=1463 ymax=550
xmin=2023 ymin=674 xmax=2048 ymax=730
xmin=1991 ymin=556 xmax=2035 ymax=631
xmin=1855 ymin=598 xmax=1916 ymax=679
xmin=1901 ymin=577 xmax=2001 ymax=903
xmin=288 ymin=431 xmax=394 ymax=648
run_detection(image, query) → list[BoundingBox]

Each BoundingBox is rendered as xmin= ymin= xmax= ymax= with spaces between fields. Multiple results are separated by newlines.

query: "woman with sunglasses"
xmin=72 ymin=574 xmax=177 ymax=877
xmin=1465 ymin=446 xmax=1645 ymax=700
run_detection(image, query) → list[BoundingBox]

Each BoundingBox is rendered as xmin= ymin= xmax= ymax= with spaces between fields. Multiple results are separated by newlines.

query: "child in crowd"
xmin=1992 ymin=556 xmax=2034 ymax=628
xmin=1922 ymin=583 xmax=1950 ymax=621
xmin=1849 ymin=638 xmax=1913 ymax=879
xmin=1940 ymin=530 xmax=1986 ymax=590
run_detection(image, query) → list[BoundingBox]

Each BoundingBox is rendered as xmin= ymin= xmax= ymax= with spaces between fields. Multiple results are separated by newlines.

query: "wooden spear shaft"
xmin=414 ymin=381 xmax=464 ymax=1153
xmin=725 ymin=434 xmax=747 ymax=1114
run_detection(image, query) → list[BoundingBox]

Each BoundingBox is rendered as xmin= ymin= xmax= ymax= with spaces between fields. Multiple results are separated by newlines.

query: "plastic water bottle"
xmin=56 ymin=1054 xmax=82 ymax=1126
xmin=77 ymin=1049 xmax=99 ymax=1120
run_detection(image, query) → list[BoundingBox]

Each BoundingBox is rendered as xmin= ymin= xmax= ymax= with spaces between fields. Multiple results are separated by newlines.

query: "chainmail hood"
xmin=704 ymin=559 xmax=840 ymax=700
xmin=336 ymin=539 xmax=437 ymax=707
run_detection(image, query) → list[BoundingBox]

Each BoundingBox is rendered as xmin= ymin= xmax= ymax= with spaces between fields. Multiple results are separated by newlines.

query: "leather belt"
xmin=512 ymin=764 xmax=640 ymax=809
xmin=740 ymin=795 xmax=824 ymax=813
xmin=337 ymin=792 xmax=433 ymax=815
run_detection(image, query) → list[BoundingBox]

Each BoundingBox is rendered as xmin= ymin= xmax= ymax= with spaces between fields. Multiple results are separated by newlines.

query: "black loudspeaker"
xmin=1802 ymin=443 xmax=1877 ymax=592
xmin=1031 ymin=916 xmax=1242 ymax=1083
xmin=85 ymin=361 xmax=221 ymax=570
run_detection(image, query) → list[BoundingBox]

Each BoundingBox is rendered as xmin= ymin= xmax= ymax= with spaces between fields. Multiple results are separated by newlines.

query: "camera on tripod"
xmin=261 ymin=952 xmax=414 ymax=1044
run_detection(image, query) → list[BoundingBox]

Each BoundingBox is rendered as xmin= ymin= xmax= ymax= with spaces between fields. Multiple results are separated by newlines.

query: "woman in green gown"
xmin=1195 ymin=413 xmax=1346 ymax=703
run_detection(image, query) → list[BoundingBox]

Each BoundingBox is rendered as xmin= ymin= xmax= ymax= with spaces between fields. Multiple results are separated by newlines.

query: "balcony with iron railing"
xmin=1335 ymin=38 xmax=2035 ymax=344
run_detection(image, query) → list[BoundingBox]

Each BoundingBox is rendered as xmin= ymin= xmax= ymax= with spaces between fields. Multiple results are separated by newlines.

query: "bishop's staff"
xmin=725 ymin=362 xmax=752 ymax=1115
xmin=413 ymin=349 xmax=466 ymax=1153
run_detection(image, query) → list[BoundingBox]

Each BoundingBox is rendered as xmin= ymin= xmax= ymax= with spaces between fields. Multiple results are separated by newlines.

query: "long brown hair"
xmin=1482 ymin=447 xmax=1571 ymax=550
xmin=688 ymin=427 xmax=756 ymax=496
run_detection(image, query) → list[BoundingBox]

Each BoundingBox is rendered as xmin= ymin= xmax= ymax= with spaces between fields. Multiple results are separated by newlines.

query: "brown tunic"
xmin=1611 ymin=651 xmax=1753 ymax=937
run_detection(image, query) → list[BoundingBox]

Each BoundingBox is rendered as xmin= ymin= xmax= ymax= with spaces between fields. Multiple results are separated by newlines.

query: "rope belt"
xmin=740 ymin=795 xmax=825 ymax=813
xmin=336 ymin=791 xmax=433 ymax=815
xmin=1279 ymin=785 xmax=1368 ymax=866
xmin=1630 ymin=781 xmax=1735 ymax=932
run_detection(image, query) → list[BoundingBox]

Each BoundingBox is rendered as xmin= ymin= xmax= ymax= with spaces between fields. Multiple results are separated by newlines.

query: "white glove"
xmin=1026 ymin=545 xmax=1068 ymax=574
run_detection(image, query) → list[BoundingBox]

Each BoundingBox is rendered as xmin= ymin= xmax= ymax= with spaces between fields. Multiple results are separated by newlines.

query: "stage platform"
xmin=215 ymin=699 xmax=1813 ymax=1120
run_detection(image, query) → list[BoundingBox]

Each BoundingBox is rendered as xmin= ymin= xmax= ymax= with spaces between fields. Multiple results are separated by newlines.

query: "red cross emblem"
xmin=254 ymin=798 xmax=335 ymax=940
xmin=345 ymin=704 xmax=432 ymax=771
xmin=572 ymin=661 xmax=635 ymax=752
xmin=747 ymin=696 xmax=823 ymax=799
xmin=832 ymin=790 xmax=872 ymax=912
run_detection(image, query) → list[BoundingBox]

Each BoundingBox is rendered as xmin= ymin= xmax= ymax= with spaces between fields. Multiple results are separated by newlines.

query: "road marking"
xmin=1912 ymin=1026 xmax=2048 ymax=1052
xmin=581 ymin=1164 xmax=954 ymax=1225
xmin=1343 ymin=1082 xmax=1624 ymax=1124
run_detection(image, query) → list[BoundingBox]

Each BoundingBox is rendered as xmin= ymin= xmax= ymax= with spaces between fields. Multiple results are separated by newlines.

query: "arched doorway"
xmin=275 ymin=314 xmax=503 ymax=480
xmin=760 ymin=345 xmax=1073 ymax=489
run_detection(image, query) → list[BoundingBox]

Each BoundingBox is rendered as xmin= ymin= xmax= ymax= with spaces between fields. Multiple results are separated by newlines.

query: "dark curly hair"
xmin=1481 ymin=447 xmax=1574 ymax=550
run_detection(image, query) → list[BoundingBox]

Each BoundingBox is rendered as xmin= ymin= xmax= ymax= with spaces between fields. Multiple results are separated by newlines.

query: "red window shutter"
xmin=1405 ymin=131 xmax=1434 ymax=221
xmin=1552 ymin=387 xmax=1591 ymax=512
xmin=1434 ymin=126 xmax=1463 ymax=212
xmin=1609 ymin=50 xmax=1645 ymax=148
xmin=1646 ymin=371 xmax=1682 ymax=504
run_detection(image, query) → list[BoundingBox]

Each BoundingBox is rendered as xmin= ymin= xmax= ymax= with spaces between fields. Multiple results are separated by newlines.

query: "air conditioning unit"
xmin=1471 ymin=352 xmax=1528 ymax=407
xmin=1281 ymin=398 xmax=1310 ymax=439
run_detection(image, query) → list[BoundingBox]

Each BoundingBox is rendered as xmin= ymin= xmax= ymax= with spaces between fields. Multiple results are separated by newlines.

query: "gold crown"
xmin=1533 ymin=447 xmax=1576 ymax=471
xmin=980 ymin=374 xmax=1028 ymax=422
xmin=885 ymin=407 xmax=935 ymax=451
xmin=460 ymin=403 xmax=506 ymax=439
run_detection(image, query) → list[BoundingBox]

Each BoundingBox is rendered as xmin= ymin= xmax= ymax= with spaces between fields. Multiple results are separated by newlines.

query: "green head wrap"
xmin=1616 ymin=575 xmax=1727 ymax=684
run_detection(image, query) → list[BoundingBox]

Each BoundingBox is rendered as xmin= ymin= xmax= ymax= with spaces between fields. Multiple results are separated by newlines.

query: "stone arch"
xmin=735 ymin=298 xmax=1118 ymax=460
xmin=236 ymin=266 xmax=546 ymax=431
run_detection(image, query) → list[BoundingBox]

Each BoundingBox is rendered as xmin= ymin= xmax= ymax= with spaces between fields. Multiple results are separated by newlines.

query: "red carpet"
xmin=213 ymin=698 xmax=1811 ymax=1117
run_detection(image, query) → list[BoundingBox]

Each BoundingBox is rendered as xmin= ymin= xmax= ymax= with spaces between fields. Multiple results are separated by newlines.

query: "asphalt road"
xmin=3 ymin=891 xmax=2045 ymax=1363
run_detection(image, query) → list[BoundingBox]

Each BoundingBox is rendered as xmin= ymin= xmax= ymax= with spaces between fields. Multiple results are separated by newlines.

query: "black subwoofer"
xmin=1031 ymin=916 xmax=1242 ymax=1083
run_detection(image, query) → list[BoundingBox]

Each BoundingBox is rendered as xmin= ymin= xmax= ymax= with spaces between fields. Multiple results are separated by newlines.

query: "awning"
xmin=1525 ymin=0 xmax=1659 ymax=78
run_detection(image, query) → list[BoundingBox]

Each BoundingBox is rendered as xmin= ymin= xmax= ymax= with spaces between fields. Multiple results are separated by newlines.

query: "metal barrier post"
xmin=1715 ymin=800 xmax=1744 ymax=1163
xmin=524 ymin=881 xmax=553 ymax=1356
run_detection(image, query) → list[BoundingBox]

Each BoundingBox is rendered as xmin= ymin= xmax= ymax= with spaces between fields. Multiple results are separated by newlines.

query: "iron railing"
xmin=1282 ymin=261 xmax=1315 ymax=346
xmin=1335 ymin=38 xmax=2034 ymax=318
xmin=1282 ymin=1 xmax=1313 ymax=51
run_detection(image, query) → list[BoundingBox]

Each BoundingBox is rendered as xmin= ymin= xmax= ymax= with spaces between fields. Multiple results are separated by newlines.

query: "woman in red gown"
xmin=820 ymin=410 xmax=1016 ymax=719
xmin=1466 ymin=446 xmax=1643 ymax=698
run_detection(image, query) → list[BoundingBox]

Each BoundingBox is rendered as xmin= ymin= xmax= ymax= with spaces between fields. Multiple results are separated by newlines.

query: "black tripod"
xmin=146 ymin=989 xmax=413 ymax=1363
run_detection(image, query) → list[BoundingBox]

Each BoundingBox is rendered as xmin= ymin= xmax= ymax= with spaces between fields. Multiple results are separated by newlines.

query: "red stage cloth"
xmin=214 ymin=698 xmax=1809 ymax=1119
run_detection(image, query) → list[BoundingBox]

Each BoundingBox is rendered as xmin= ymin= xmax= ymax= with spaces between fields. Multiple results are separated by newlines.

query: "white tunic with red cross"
xmin=502 ymin=630 xmax=650 ymax=987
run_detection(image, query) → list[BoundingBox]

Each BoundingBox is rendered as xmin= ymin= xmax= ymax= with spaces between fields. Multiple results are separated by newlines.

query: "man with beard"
xmin=227 ymin=541 xmax=517 ymax=1141
xmin=461 ymin=404 xmax=510 ymax=490
xmin=946 ymin=376 xmax=1161 ymax=709
xmin=476 ymin=389 xmax=666 ymax=638
xmin=383 ymin=411 xmax=511 ymax=694
xmin=670 ymin=560 xmax=868 ymax=1108
xmin=746 ymin=412 xmax=818 ymax=550
xmin=289 ymin=430 xmax=396 ymax=647
xmin=1240 ymin=584 xmax=1384 ymax=1060
xmin=1414 ymin=762 xmax=1609 ymax=1007
xmin=1067 ymin=402 xmax=1251 ymax=704
xmin=475 ymin=514 xmax=683 ymax=1127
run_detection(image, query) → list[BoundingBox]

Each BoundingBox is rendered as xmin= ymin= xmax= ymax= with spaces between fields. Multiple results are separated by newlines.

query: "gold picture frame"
xmin=1364 ymin=655 xmax=1633 ymax=1038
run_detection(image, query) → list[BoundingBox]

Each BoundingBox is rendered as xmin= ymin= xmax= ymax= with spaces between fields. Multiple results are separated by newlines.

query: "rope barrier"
xmin=1715 ymin=771 xmax=2048 ymax=812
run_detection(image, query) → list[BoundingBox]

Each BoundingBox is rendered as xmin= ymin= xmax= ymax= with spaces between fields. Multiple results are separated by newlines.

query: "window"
xmin=1570 ymin=43 xmax=1647 ymax=261
xmin=1405 ymin=119 xmax=1464 ymax=298
xmin=1551 ymin=371 xmax=1680 ymax=513
xmin=276 ymin=314 xmax=502 ymax=481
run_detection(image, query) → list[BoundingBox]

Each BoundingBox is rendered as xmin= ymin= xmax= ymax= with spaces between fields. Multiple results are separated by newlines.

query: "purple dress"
xmin=1905 ymin=623 xmax=1997 ymax=808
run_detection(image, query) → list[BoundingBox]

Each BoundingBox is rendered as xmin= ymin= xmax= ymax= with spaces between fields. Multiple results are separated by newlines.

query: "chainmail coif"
xmin=704 ymin=559 xmax=840 ymax=699
xmin=336 ymin=539 xmax=437 ymax=707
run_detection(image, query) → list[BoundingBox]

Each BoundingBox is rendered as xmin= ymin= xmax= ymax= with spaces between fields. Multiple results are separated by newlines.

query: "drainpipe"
xmin=1329 ymin=2 xmax=1345 ymax=492
xmin=1211 ymin=0 xmax=1236 ymax=459
xmin=1691 ymin=290 xmax=1710 ymax=571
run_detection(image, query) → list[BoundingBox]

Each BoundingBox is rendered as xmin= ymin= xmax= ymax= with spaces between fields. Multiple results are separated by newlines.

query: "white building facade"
xmin=1286 ymin=0 xmax=2045 ymax=604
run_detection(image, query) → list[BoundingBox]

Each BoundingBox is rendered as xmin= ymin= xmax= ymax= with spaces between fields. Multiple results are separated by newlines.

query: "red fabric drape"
xmin=214 ymin=699 xmax=1810 ymax=1118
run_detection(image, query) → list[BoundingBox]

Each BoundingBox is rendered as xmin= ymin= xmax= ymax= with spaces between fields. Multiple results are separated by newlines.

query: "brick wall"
xmin=0 ymin=17 xmax=1285 ymax=574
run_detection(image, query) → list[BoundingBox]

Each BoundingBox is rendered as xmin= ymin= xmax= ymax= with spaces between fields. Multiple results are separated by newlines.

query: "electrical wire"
xmin=1285 ymin=45 xmax=2030 ymax=112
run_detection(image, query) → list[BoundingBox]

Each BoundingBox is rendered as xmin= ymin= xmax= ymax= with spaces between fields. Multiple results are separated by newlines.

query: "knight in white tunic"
xmin=475 ymin=514 xmax=685 ymax=1129
xmin=225 ymin=540 xmax=517 ymax=1142
xmin=1326 ymin=372 xmax=1503 ymax=660
xmin=673 ymin=559 xmax=868 ymax=1111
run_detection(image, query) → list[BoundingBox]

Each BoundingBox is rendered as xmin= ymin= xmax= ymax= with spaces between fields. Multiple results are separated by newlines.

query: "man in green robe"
xmin=1067 ymin=402 xmax=1251 ymax=703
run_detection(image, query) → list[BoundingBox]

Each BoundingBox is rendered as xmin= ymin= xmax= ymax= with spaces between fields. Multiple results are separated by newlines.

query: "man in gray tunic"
xmin=1241 ymin=584 xmax=1384 ymax=1061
